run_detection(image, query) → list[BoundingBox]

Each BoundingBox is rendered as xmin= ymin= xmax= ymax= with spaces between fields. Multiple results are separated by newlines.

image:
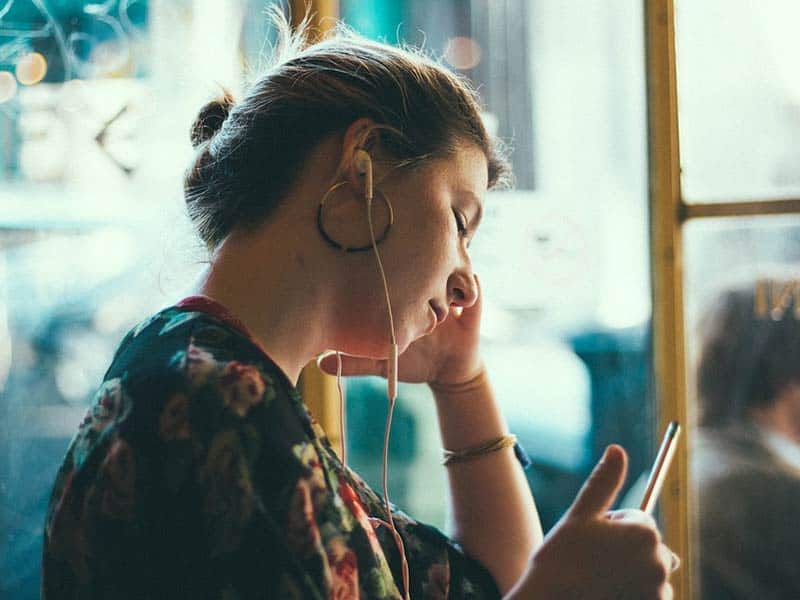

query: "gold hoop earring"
xmin=317 ymin=180 xmax=394 ymax=252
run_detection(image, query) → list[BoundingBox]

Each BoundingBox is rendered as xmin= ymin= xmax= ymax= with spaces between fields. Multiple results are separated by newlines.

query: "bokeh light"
xmin=0 ymin=71 xmax=18 ymax=103
xmin=443 ymin=36 xmax=482 ymax=70
xmin=16 ymin=52 xmax=48 ymax=86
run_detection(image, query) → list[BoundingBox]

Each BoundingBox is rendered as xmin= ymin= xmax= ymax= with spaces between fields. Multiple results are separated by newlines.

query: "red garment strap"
xmin=175 ymin=294 xmax=300 ymax=393
xmin=175 ymin=295 xmax=254 ymax=340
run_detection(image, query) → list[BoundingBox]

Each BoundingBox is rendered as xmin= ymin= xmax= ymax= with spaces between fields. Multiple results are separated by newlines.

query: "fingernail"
xmin=670 ymin=552 xmax=681 ymax=572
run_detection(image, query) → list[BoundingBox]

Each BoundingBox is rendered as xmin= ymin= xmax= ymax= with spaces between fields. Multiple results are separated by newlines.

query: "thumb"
xmin=567 ymin=445 xmax=628 ymax=519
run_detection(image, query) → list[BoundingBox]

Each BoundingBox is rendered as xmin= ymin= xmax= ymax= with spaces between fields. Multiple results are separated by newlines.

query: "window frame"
xmin=647 ymin=1 xmax=800 ymax=598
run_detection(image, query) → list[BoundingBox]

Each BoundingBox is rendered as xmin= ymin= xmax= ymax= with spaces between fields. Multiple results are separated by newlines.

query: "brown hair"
xmin=184 ymin=10 xmax=512 ymax=250
xmin=696 ymin=280 xmax=800 ymax=427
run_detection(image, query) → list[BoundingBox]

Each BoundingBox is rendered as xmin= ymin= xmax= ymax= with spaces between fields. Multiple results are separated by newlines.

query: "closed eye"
xmin=453 ymin=209 xmax=468 ymax=235
xmin=453 ymin=209 xmax=473 ymax=248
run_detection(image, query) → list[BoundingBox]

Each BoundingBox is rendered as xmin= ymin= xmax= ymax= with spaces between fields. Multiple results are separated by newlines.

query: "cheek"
xmin=401 ymin=211 xmax=451 ymax=262
xmin=391 ymin=232 xmax=448 ymax=286
xmin=373 ymin=202 xmax=454 ymax=300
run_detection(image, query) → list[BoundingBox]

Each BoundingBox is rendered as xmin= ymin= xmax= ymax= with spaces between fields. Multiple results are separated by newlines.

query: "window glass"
xmin=683 ymin=215 xmax=800 ymax=599
xmin=675 ymin=1 xmax=800 ymax=202
xmin=340 ymin=0 xmax=656 ymax=533
xmin=0 ymin=2 xmax=281 ymax=596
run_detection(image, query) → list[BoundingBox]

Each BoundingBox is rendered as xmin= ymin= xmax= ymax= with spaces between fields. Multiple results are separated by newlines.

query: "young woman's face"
xmin=340 ymin=142 xmax=487 ymax=356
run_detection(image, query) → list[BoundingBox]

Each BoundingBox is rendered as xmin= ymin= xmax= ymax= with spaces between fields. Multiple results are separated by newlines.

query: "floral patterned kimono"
xmin=42 ymin=296 xmax=501 ymax=599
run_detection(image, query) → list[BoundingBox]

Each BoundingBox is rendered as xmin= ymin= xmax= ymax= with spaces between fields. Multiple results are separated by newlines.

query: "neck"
xmin=191 ymin=228 xmax=332 ymax=386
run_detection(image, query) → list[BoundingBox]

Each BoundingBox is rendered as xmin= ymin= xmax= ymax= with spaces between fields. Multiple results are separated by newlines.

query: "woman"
xmin=42 ymin=12 xmax=675 ymax=599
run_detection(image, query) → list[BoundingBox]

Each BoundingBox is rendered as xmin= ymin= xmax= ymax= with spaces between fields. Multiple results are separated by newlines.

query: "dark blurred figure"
xmin=692 ymin=278 xmax=800 ymax=599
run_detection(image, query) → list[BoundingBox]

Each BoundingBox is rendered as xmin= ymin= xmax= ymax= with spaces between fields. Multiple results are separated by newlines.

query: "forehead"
xmin=422 ymin=143 xmax=488 ymax=195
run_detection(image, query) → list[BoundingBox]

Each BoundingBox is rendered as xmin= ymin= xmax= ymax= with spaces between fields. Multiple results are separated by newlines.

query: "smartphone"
xmin=639 ymin=421 xmax=681 ymax=515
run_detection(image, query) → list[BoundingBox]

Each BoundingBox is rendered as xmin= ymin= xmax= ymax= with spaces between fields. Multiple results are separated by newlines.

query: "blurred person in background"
xmin=693 ymin=277 xmax=800 ymax=599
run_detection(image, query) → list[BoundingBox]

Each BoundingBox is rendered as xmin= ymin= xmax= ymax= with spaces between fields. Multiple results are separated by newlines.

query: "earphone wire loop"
xmin=336 ymin=350 xmax=346 ymax=469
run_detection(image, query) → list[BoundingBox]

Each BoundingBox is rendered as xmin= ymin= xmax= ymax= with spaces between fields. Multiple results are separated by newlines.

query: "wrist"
xmin=429 ymin=362 xmax=486 ymax=392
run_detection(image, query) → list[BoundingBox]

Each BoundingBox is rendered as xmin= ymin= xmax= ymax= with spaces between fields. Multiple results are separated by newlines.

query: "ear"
xmin=337 ymin=117 xmax=380 ymax=195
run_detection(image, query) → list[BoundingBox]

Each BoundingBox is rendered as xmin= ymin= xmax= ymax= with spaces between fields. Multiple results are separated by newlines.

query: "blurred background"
xmin=0 ymin=1 xmax=797 ymax=598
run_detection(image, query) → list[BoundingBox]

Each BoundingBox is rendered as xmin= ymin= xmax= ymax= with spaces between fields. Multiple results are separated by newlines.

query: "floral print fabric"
xmin=42 ymin=300 xmax=500 ymax=599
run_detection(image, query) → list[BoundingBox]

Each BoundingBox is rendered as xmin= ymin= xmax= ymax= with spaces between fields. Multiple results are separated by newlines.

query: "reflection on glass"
xmin=684 ymin=216 xmax=800 ymax=599
xmin=675 ymin=1 xmax=800 ymax=202
xmin=1 ymin=1 xmax=269 ymax=595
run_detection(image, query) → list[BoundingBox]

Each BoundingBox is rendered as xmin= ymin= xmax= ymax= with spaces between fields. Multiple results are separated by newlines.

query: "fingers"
xmin=568 ymin=445 xmax=628 ymax=519
xmin=656 ymin=542 xmax=674 ymax=574
xmin=607 ymin=509 xmax=679 ymax=574
xmin=317 ymin=352 xmax=386 ymax=377
xmin=662 ymin=544 xmax=681 ymax=572
xmin=462 ymin=273 xmax=482 ymax=321
xmin=450 ymin=274 xmax=482 ymax=325
xmin=606 ymin=509 xmax=660 ymax=533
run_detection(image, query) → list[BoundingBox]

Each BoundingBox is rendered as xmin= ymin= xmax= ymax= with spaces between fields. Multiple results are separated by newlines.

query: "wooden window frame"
xmin=647 ymin=1 xmax=800 ymax=598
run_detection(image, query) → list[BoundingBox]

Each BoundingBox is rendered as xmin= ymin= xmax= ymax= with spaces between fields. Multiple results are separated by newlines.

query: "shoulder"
xmin=693 ymin=426 xmax=800 ymax=525
xmin=692 ymin=425 xmax=774 ymax=481
xmin=106 ymin=306 xmax=288 ymax=399
xmin=63 ymin=305 xmax=303 ymax=473
xmin=109 ymin=306 xmax=254 ymax=375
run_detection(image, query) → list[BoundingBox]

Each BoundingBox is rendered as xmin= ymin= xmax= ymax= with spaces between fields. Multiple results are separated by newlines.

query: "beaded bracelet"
xmin=442 ymin=434 xmax=518 ymax=466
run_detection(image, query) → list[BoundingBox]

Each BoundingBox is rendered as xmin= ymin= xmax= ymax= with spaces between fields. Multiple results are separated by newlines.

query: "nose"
xmin=447 ymin=269 xmax=478 ymax=309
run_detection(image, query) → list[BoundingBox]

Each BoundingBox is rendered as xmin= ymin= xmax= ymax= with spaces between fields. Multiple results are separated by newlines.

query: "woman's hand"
xmin=506 ymin=445 xmax=677 ymax=599
xmin=317 ymin=274 xmax=484 ymax=386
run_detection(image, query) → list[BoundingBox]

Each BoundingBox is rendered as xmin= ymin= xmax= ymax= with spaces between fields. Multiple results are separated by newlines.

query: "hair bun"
xmin=190 ymin=89 xmax=235 ymax=148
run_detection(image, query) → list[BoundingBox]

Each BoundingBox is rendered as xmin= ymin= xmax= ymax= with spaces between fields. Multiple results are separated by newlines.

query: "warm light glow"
xmin=0 ymin=71 xmax=17 ymax=102
xmin=444 ymin=36 xmax=482 ymax=70
xmin=16 ymin=52 xmax=47 ymax=85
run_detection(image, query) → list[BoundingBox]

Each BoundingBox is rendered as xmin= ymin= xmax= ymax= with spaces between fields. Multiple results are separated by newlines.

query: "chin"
xmin=338 ymin=336 xmax=395 ymax=360
xmin=339 ymin=316 xmax=418 ymax=359
xmin=395 ymin=325 xmax=424 ymax=354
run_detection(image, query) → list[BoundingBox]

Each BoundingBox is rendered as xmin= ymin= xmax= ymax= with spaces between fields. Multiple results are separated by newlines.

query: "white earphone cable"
xmin=362 ymin=157 xmax=410 ymax=600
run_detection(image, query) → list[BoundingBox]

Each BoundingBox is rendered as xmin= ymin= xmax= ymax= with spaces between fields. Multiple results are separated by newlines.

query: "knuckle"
xmin=660 ymin=582 xmax=675 ymax=600
xmin=655 ymin=559 xmax=670 ymax=582
xmin=632 ymin=524 xmax=660 ymax=547
xmin=644 ymin=560 xmax=669 ymax=585
xmin=655 ymin=550 xmax=672 ymax=581
xmin=607 ymin=508 xmax=632 ymax=521
xmin=639 ymin=512 xmax=659 ymax=530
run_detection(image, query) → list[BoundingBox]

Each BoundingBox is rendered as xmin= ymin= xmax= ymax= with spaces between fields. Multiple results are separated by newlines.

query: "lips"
xmin=429 ymin=301 xmax=448 ymax=325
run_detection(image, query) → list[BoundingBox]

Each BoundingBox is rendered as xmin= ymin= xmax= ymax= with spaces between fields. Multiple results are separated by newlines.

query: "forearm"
xmin=431 ymin=372 xmax=543 ymax=594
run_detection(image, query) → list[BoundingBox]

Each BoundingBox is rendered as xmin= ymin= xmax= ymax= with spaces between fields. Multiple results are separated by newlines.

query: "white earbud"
xmin=354 ymin=149 xmax=373 ymax=201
